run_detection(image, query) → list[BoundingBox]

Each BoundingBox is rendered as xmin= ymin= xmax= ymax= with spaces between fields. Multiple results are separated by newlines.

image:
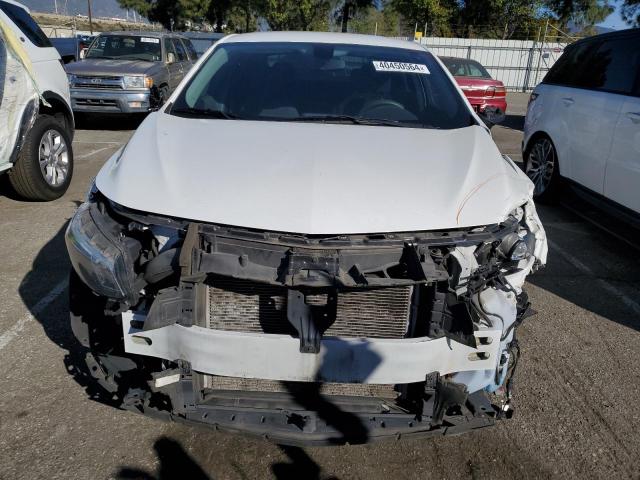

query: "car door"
xmin=603 ymin=35 xmax=640 ymax=213
xmin=170 ymin=38 xmax=189 ymax=84
xmin=561 ymin=39 xmax=627 ymax=195
xmin=535 ymin=41 xmax=596 ymax=182
xmin=183 ymin=38 xmax=199 ymax=61
xmin=164 ymin=38 xmax=182 ymax=92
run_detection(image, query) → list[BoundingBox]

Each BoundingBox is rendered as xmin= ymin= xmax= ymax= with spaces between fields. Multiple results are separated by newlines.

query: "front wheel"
xmin=524 ymin=136 xmax=561 ymax=202
xmin=8 ymin=115 xmax=74 ymax=201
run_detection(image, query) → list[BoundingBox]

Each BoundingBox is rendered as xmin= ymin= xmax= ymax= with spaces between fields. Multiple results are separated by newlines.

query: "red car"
xmin=440 ymin=56 xmax=507 ymax=118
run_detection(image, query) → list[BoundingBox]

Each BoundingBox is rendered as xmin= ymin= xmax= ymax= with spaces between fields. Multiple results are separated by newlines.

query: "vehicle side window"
xmin=172 ymin=38 xmax=187 ymax=62
xmin=183 ymin=39 xmax=198 ymax=60
xmin=580 ymin=37 xmax=640 ymax=95
xmin=0 ymin=1 xmax=52 ymax=48
xmin=164 ymin=38 xmax=176 ymax=62
xmin=544 ymin=42 xmax=597 ymax=87
xmin=468 ymin=62 xmax=491 ymax=78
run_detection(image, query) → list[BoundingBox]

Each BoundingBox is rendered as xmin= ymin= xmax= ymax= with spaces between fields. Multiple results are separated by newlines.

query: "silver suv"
xmin=65 ymin=32 xmax=197 ymax=114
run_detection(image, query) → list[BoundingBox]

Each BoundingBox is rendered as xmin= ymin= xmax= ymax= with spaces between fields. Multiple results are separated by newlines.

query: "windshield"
xmin=86 ymin=35 xmax=162 ymax=62
xmin=441 ymin=57 xmax=492 ymax=79
xmin=170 ymin=42 xmax=475 ymax=129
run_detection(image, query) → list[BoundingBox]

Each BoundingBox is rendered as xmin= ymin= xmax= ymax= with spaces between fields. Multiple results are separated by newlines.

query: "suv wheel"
xmin=524 ymin=136 xmax=560 ymax=202
xmin=8 ymin=115 xmax=74 ymax=201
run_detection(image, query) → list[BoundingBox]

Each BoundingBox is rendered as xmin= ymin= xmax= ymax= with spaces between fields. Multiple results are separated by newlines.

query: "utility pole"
xmin=87 ymin=0 xmax=93 ymax=34
xmin=54 ymin=0 xmax=58 ymax=14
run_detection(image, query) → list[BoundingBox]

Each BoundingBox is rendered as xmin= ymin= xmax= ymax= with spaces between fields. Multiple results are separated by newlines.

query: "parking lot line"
xmin=75 ymin=146 xmax=118 ymax=160
xmin=548 ymin=239 xmax=640 ymax=315
xmin=0 ymin=280 xmax=67 ymax=352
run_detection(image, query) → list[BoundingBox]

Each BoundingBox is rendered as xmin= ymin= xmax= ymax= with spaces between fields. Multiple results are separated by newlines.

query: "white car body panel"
xmin=0 ymin=0 xmax=71 ymax=171
xmin=123 ymin=312 xmax=502 ymax=384
xmin=565 ymin=88 xmax=624 ymax=195
xmin=605 ymin=96 xmax=640 ymax=213
xmin=97 ymin=114 xmax=533 ymax=234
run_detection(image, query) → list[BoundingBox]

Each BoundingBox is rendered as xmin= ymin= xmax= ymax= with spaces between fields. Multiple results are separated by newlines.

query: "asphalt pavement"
xmin=1 ymin=94 xmax=639 ymax=480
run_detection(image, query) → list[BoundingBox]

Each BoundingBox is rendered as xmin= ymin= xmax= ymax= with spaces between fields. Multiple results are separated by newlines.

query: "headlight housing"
xmin=498 ymin=232 xmax=535 ymax=261
xmin=65 ymin=202 xmax=139 ymax=303
xmin=123 ymin=75 xmax=153 ymax=89
xmin=67 ymin=73 xmax=76 ymax=86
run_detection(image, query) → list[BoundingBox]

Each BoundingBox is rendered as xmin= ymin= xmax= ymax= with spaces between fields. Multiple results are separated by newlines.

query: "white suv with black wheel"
xmin=0 ymin=0 xmax=74 ymax=201
xmin=523 ymin=28 xmax=640 ymax=217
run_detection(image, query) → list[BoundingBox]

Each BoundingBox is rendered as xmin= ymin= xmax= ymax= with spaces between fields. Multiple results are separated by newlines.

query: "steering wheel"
xmin=359 ymin=99 xmax=407 ymax=116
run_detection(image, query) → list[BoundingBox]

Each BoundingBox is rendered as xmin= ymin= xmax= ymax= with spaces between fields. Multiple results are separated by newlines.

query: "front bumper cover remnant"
xmin=122 ymin=311 xmax=502 ymax=384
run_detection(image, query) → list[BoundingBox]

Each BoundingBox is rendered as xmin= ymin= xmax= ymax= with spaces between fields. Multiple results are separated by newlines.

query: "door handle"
xmin=561 ymin=97 xmax=574 ymax=106
xmin=626 ymin=112 xmax=640 ymax=124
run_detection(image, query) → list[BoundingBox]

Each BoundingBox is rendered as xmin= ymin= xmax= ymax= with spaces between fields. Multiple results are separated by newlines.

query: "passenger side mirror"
xmin=167 ymin=52 xmax=176 ymax=64
xmin=479 ymin=106 xmax=505 ymax=129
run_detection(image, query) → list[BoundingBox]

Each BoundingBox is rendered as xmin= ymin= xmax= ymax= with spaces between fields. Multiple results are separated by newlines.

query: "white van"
xmin=523 ymin=28 xmax=640 ymax=217
xmin=0 ymin=0 xmax=74 ymax=200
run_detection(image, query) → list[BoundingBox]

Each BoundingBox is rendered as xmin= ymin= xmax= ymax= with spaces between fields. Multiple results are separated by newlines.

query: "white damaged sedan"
xmin=66 ymin=32 xmax=547 ymax=445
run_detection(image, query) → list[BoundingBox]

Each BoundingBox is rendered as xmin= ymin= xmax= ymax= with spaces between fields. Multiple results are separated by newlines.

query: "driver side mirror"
xmin=479 ymin=106 xmax=505 ymax=129
xmin=79 ymin=48 xmax=88 ymax=59
xmin=167 ymin=52 xmax=176 ymax=64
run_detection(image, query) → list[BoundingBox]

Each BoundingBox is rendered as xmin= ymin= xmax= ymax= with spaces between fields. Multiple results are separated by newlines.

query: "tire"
xmin=524 ymin=135 xmax=561 ymax=203
xmin=8 ymin=114 xmax=74 ymax=201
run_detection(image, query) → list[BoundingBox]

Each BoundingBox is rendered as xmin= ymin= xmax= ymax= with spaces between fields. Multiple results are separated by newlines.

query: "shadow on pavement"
xmin=527 ymin=202 xmax=640 ymax=332
xmin=17 ymin=221 xmax=362 ymax=479
xmin=16 ymin=220 xmax=124 ymax=407
xmin=272 ymin=445 xmax=338 ymax=480
xmin=499 ymin=114 xmax=524 ymax=132
xmin=116 ymin=436 xmax=211 ymax=480
xmin=75 ymin=113 xmax=146 ymax=131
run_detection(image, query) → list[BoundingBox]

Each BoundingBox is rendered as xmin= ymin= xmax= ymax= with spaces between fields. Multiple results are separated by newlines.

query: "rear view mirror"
xmin=167 ymin=52 xmax=176 ymax=64
xmin=479 ymin=106 xmax=505 ymax=128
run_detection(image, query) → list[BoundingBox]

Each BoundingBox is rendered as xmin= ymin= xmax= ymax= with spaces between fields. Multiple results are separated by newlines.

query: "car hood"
xmin=65 ymin=58 xmax=156 ymax=76
xmin=96 ymin=113 xmax=533 ymax=234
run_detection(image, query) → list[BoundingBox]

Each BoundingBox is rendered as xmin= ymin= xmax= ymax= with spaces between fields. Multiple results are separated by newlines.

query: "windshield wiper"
xmin=287 ymin=114 xmax=405 ymax=127
xmin=170 ymin=107 xmax=241 ymax=120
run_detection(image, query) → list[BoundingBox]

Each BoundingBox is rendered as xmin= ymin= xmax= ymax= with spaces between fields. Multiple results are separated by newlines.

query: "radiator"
xmin=206 ymin=277 xmax=412 ymax=339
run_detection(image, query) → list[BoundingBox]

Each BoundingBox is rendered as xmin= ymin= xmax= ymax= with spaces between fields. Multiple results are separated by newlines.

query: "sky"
xmin=599 ymin=0 xmax=628 ymax=29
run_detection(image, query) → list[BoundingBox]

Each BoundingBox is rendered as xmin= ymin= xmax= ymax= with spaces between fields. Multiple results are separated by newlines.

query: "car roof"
xmin=182 ymin=32 xmax=226 ymax=40
xmin=219 ymin=31 xmax=428 ymax=52
xmin=440 ymin=56 xmax=482 ymax=64
xmin=98 ymin=31 xmax=188 ymax=39
xmin=2 ymin=0 xmax=29 ymax=11
xmin=570 ymin=27 xmax=639 ymax=48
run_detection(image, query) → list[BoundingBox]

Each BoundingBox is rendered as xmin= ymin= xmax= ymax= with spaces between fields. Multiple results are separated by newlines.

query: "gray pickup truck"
xmin=65 ymin=31 xmax=197 ymax=114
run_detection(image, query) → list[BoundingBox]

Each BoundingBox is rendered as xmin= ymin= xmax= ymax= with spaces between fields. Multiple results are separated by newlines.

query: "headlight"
xmin=123 ymin=75 xmax=153 ymax=89
xmin=67 ymin=73 xmax=76 ymax=86
xmin=498 ymin=231 xmax=535 ymax=262
xmin=65 ymin=202 xmax=138 ymax=303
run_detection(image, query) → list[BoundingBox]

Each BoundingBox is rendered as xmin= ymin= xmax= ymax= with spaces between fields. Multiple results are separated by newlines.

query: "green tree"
xmin=457 ymin=0 xmax=543 ymax=39
xmin=391 ymin=0 xmax=457 ymax=37
xmin=337 ymin=0 xmax=374 ymax=32
xmin=349 ymin=2 xmax=400 ymax=35
xmin=543 ymin=0 xmax=613 ymax=29
xmin=117 ymin=0 xmax=209 ymax=30
xmin=257 ymin=0 xmax=330 ymax=30
xmin=621 ymin=0 xmax=640 ymax=25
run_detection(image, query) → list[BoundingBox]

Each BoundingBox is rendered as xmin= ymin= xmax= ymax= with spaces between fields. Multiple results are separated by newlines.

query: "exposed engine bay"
xmin=67 ymin=189 xmax=547 ymax=445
